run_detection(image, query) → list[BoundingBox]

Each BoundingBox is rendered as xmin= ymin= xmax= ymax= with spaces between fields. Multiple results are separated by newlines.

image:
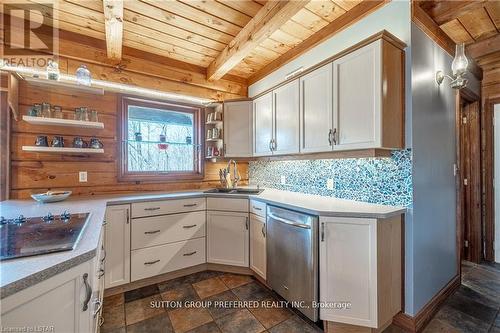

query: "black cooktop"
xmin=0 ymin=212 xmax=90 ymax=261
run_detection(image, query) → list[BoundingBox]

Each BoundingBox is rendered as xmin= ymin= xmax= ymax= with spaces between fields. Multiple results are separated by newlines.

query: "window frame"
xmin=118 ymin=96 xmax=204 ymax=182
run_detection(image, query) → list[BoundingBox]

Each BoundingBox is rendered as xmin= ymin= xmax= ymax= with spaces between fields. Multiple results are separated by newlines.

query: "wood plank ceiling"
xmin=21 ymin=0 xmax=366 ymax=81
xmin=419 ymin=0 xmax=500 ymax=66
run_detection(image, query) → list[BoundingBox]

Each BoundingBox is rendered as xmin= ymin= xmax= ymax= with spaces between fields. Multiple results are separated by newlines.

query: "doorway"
xmin=458 ymin=93 xmax=481 ymax=263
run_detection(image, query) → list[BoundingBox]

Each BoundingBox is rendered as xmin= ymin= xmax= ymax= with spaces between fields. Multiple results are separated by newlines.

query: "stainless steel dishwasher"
xmin=266 ymin=205 xmax=319 ymax=322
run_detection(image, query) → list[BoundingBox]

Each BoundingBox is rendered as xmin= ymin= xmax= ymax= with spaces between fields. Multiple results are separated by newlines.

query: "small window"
xmin=119 ymin=97 xmax=203 ymax=181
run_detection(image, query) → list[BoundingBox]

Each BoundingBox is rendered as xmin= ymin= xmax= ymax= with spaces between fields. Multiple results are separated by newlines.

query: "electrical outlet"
xmin=326 ymin=178 xmax=334 ymax=190
xmin=280 ymin=175 xmax=286 ymax=185
xmin=79 ymin=171 xmax=88 ymax=183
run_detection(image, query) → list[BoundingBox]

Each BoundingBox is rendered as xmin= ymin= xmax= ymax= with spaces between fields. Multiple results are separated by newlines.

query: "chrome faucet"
xmin=226 ymin=159 xmax=240 ymax=189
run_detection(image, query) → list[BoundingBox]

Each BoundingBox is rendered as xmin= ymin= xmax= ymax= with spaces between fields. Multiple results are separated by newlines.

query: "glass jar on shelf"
xmin=76 ymin=65 xmax=92 ymax=86
xmin=46 ymin=59 xmax=60 ymax=81
xmin=90 ymin=109 xmax=98 ymax=122
xmin=41 ymin=102 xmax=52 ymax=118
xmin=74 ymin=107 xmax=81 ymax=120
xmin=80 ymin=107 xmax=89 ymax=121
xmin=33 ymin=103 xmax=42 ymax=117
xmin=53 ymin=105 xmax=63 ymax=119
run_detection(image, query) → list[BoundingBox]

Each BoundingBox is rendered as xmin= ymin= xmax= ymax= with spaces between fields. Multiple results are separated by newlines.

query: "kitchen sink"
xmin=204 ymin=188 xmax=264 ymax=195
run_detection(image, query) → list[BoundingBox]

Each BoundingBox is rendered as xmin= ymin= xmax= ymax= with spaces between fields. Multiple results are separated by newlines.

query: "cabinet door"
xmin=273 ymin=79 xmax=300 ymax=155
xmin=300 ymin=64 xmax=333 ymax=153
xmin=319 ymin=218 xmax=377 ymax=327
xmin=224 ymin=100 xmax=253 ymax=157
xmin=253 ymin=92 xmax=274 ymax=156
xmin=104 ymin=205 xmax=131 ymax=289
xmin=250 ymin=214 xmax=266 ymax=280
xmin=2 ymin=261 xmax=93 ymax=333
xmin=333 ymin=41 xmax=381 ymax=150
xmin=207 ymin=211 xmax=249 ymax=267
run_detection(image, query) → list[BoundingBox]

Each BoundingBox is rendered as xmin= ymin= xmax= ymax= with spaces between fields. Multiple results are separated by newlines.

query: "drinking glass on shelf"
xmin=80 ymin=107 xmax=89 ymax=121
xmin=90 ymin=110 xmax=98 ymax=122
xmin=41 ymin=103 xmax=52 ymax=118
xmin=33 ymin=103 xmax=42 ymax=117
xmin=74 ymin=108 xmax=82 ymax=120
xmin=53 ymin=106 xmax=63 ymax=119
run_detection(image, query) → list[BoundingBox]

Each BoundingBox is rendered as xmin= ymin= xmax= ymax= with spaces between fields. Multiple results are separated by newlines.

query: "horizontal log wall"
xmin=9 ymin=82 xmax=248 ymax=199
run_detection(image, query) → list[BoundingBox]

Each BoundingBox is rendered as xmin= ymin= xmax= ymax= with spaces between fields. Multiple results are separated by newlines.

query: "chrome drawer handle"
xmin=82 ymin=273 xmax=92 ymax=311
xmin=252 ymin=206 xmax=262 ymax=211
xmin=261 ymin=224 xmax=266 ymax=237
xmin=183 ymin=251 xmax=197 ymax=256
xmin=98 ymin=268 xmax=105 ymax=279
xmin=144 ymin=207 xmax=160 ymax=211
xmin=183 ymin=224 xmax=197 ymax=229
xmin=183 ymin=203 xmax=197 ymax=207
xmin=144 ymin=260 xmax=160 ymax=265
xmin=144 ymin=230 xmax=161 ymax=234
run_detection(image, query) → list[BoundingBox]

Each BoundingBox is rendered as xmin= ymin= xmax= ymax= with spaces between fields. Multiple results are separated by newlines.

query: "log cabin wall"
xmin=10 ymin=81 xmax=248 ymax=199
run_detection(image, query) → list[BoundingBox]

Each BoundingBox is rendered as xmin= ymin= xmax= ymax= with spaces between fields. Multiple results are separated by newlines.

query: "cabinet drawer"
xmin=250 ymin=200 xmax=266 ymax=218
xmin=131 ymin=238 xmax=206 ymax=281
xmin=132 ymin=198 xmax=206 ymax=218
xmin=131 ymin=211 xmax=206 ymax=250
xmin=207 ymin=198 xmax=248 ymax=212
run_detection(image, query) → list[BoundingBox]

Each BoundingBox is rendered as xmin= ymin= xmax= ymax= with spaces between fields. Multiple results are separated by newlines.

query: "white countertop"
xmin=0 ymin=188 xmax=406 ymax=298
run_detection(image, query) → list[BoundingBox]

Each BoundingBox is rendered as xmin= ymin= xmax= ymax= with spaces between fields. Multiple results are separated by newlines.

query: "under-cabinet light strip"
xmin=0 ymin=64 xmax=215 ymax=105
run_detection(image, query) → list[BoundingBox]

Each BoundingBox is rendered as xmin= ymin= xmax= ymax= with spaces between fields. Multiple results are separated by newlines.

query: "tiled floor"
xmin=101 ymin=271 xmax=322 ymax=333
xmin=420 ymin=261 xmax=500 ymax=333
xmin=102 ymin=262 xmax=500 ymax=333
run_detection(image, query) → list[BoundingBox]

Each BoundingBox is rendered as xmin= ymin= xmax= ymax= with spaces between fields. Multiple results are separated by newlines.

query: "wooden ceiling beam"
xmin=466 ymin=33 xmax=500 ymax=59
xmin=247 ymin=0 xmax=388 ymax=85
xmin=419 ymin=0 xmax=488 ymax=25
xmin=103 ymin=0 xmax=123 ymax=60
xmin=207 ymin=0 xmax=310 ymax=81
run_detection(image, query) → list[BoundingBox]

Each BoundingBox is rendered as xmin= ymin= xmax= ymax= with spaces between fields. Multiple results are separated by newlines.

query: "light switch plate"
xmin=326 ymin=178 xmax=334 ymax=190
xmin=79 ymin=171 xmax=88 ymax=183
xmin=280 ymin=175 xmax=286 ymax=185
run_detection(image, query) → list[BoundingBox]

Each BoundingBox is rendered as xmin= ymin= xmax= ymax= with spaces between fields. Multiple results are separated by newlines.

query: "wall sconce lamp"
xmin=436 ymin=43 xmax=469 ymax=89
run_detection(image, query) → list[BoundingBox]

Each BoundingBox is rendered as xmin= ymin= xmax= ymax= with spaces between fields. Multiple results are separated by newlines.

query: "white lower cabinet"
xmin=319 ymin=216 xmax=401 ymax=329
xmin=207 ymin=210 xmax=249 ymax=267
xmin=2 ymin=253 xmax=102 ymax=332
xmin=104 ymin=204 xmax=131 ymax=289
xmin=131 ymin=211 xmax=206 ymax=250
xmin=250 ymin=213 xmax=266 ymax=279
xmin=131 ymin=237 xmax=206 ymax=281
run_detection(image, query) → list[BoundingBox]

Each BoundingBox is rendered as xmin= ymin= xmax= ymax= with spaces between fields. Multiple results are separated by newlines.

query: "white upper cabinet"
xmin=246 ymin=36 xmax=404 ymax=157
xmin=300 ymin=64 xmax=333 ymax=153
xmin=253 ymin=92 xmax=274 ymax=156
xmin=224 ymin=100 xmax=253 ymax=157
xmin=273 ymin=79 xmax=300 ymax=155
xmin=332 ymin=41 xmax=381 ymax=151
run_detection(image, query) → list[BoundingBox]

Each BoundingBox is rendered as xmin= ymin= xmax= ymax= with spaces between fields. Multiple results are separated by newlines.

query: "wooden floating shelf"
xmin=206 ymin=138 xmax=222 ymax=142
xmin=23 ymin=116 xmax=105 ymax=129
xmin=22 ymin=146 xmax=104 ymax=154
xmin=24 ymin=76 xmax=104 ymax=95
xmin=205 ymin=156 xmax=223 ymax=159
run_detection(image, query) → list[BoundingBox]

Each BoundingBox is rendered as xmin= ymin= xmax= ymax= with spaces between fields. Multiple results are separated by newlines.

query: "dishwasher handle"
xmin=268 ymin=213 xmax=311 ymax=229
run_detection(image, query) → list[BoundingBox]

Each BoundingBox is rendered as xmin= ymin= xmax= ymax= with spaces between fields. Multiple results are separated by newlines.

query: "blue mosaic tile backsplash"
xmin=248 ymin=150 xmax=413 ymax=207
